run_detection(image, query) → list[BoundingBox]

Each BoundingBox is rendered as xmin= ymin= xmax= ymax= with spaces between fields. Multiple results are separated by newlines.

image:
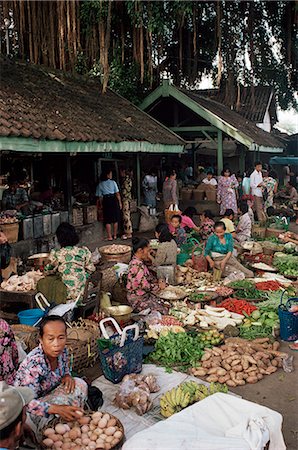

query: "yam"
xmin=201 ymin=353 xmax=212 ymax=361
xmin=266 ymin=366 xmax=277 ymax=375
xmin=218 ymin=375 xmax=230 ymax=383
xmin=259 ymin=368 xmax=267 ymax=375
xmin=272 ymin=341 xmax=280 ymax=351
xmin=231 ymin=359 xmax=241 ymax=367
xmin=271 ymin=359 xmax=278 ymax=367
xmin=226 ymin=379 xmax=237 ymax=387
xmin=246 ymin=356 xmax=257 ymax=365
xmin=235 ymin=379 xmax=245 ymax=386
xmin=193 ymin=368 xmax=207 ymax=377
xmin=216 ymin=368 xmax=227 ymax=376
xmin=242 ymin=373 xmax=248 ymax=380
xmin=246 ymin=376 xmax=258 ymax=384
xmin=253 ymin=338 xmax=269 ymax=344
xmin=201 ymin=361 xmax=212 ymax=369
xmin=257 ymin=373 xmax=263 ymax=380
xmin=207 ymin=367 xmax=220 ymax=375
xmin=212 ymin=348 xmax=223 ymax=356
xmin=222 ymin=362 xmax=231 ymax=371
xmin=206 ymin=375 xmax=218 ymax=383
xmin=246 ymin=365 xmax=258 ymax=373
xmin=233 ymin=364 xmax=243 ymax=372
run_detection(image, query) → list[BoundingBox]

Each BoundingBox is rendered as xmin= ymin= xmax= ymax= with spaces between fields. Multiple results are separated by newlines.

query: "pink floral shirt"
xmin=0 ymin=319 xmax=18 ymax=385
xmin=14 ymin=344 xmax=70 ymax=417
xmin=126 ymin=256 xmax=158 ymax=301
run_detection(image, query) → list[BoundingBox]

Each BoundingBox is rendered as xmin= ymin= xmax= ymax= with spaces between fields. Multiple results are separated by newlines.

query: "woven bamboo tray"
xmin=40 ymin=412 xmax=124 ymax=449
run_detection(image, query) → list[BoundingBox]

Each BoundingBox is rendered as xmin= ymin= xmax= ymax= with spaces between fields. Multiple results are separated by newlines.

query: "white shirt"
xmin=202 ymin=177 xmax=217 ymax=186
xmin=250 ymin=170 xmax=263 ymax=197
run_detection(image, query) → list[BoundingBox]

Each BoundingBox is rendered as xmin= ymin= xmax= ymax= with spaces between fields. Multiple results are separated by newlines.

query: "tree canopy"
xmin=1 ymin=0 xmax=297 ymax=109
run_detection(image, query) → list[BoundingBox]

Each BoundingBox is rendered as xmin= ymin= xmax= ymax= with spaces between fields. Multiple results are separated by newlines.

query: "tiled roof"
xmin=179 ymin=89 xmax=284 ymax=149
xmin=0 ymin=59 xmax=184 ymax=146
xmin=192 ymin=86 xmax=277 ymax=123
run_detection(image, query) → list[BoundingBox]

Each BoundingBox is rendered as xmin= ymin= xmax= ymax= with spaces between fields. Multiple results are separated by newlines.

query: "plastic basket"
xmin=278 ymin=292 xmax=298 ymax=341
xmin=17 ymin=308 xmax=44 ymax=326
xmin=98 ymin=318 xmax=143 ymax=383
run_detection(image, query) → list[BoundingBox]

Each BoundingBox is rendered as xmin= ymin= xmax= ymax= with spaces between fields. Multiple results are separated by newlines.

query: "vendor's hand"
xmin=209 ymin=260 xmax=215 ymax=269
xmin=61 ymin=374 xmax=75 ymax=394
xmin=158 ymin=279 xmax=166 ymax=290
xmin=48 ymin=405 xmax=84 ymax=421
xmin=220 ymin=260 xmax=226 ymax=271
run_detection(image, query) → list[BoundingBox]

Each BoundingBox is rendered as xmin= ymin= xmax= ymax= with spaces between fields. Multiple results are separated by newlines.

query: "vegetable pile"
xmin=147 ymin=332 xmax=206 ymax=369
xmin=160 ymin=381 xmax=228 ymax=418
xmin=190 ymin=337 xmax=286 ymax=386
xmin=239 ymin=308 xmax=279 ymax=340
xmin=218 ymin=298 xmax=257 ymax=316
xmin=273 ymin=254 xmax=298 ymax=277
xmin=42 ymin=411 xmax=123 ymax=450
xmin=114 ymin=373 xmax=160 ymax=415
xmin=255 ymin=280 xmax=282 ymax=291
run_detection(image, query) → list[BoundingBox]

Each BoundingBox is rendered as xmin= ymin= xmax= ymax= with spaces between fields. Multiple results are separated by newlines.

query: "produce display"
xmin=255 ymin=280 xmax=283 ymax=291
xmin=42 ymin=411 xmax=123 ymax=450
xmin=114 ymin=373 xmax=160 ymax=415
xmin=176 ymin=265 xmax=214 ymax=288
xmin=100 ymin=244 xmax=131 ymax=254
xmin=170 ymin=303 xmax=244 ymax=330
xmin=273 ymin=253 xmax=298 ymax=277
xmin=251 ymin=262 xmax=277 ymax=272
xmin=1 ymin=270 xmax=44 ymax=292
xmin=160 ymin=381 xmax=228 ymax=417
xmin=239 ymin=308 xmax=279 ymax=340
xmin=146 ymin=324 xmax=185 ymax=340
xmin=190 ymin=337 xmax=286 ymax=386
xmin=218 ymin=298 xmax=257 ymax=315
xmin=215 ymin=286 xmax=234 ymax=297
xmin=147 ymin=332 xmax=207 ymax=369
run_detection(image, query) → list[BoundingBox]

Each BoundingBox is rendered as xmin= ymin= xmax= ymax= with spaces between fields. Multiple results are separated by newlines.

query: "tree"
xmin=1 ymin=0 xmax=296 ymax=108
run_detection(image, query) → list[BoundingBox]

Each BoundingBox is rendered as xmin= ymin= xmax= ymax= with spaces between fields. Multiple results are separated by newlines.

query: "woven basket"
xmin=100 ymin=244 xmax=131 ymax=263
xmin=40 ymin=412 xmax=124 ymax=449
xmin=252 ymin=225 xmax=266 ymax=239
xmin=11 ymin=324 xmax=39 ymax=351
xmin=66 ymin=319 xmax=100 ymax=373
xmin=265 ymin=228 xmax=283 ymax=239
xmin=0 ymin=222 xmax=19 ymax=243
xmin=101 ymin=266 xmax=118 ymax=292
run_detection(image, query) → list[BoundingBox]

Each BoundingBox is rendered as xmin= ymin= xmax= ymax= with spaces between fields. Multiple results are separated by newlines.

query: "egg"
xmin=105 ymin=426 xmax=116 ymax=436
xmin=98 ymin=419 xmax=108 ymax=429
xmin=107 ymin=418 xmax=117 ymax=427
xmin=43 ymin=438 xmax=54 ymax=447
xmin=64 ymin=432 xmax=69 ymax=439
xmin=102 ymin=414 xmax=110 ymax=422
xmin=88 ymin=443 xmax=97 ymax=450
xmin=90 ymin=433 xmax=98 ymax=442
xmin=49 ymin=434 xmax=60 ymax=442
xmin=81 ymin=432 xmax=88 ymax=440
xmin=92 ymin=411 xmax=102 ymax=420
xmin=78 ymin=416 xmax=90 ymax=425
xmin=81 ymin=425 xmax=89 ymax=434
xmin=105 ymin=436 xmax=113 ymax=443
xmin=96 ymin=441 xmax=105 ymax=449
xmin=64 ymin=424 xmax=71 ymax=432
xmin=100 ymin=434 xmax=107 ymax=441
xmin=105 ymin=444 xmax=112 ymax=450
xmin=44 ymin=428 xmax=55 ymax=437
xmin=74 ymin=437 xmax=82 ymax=444
xmin=82 ymin=437 xmax=90 ymax=446
xmin=94 ymin=428 xmax=103 ymax=436
xmin=55 ymin=424 xmax=67 ymax=435
xmin=112 ymin=438 xmax=120 ymax=446
xmin=61 ymin=444 xmax=71 ymax=450
xmin=53 ymin=441 xmax=63 ymax=449
xmin=114 ymin=430 xmax=123 ymax=440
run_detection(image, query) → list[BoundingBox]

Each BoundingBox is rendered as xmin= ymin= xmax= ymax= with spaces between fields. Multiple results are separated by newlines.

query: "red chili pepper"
xmin=255 ymin=281 xmax=281 ymax=291
xmin=218 ymin=298 xmax=257 ymax=315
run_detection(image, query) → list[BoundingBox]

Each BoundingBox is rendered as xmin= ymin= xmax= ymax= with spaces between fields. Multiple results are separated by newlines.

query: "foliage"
xmin=3 ymin=0 xmax=297 ymax=108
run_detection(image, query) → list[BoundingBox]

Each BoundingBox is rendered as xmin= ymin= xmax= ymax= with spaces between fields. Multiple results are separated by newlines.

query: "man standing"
xmin=2 ymin=177 xmax=29 ymax=213
xmin=0 ymin=381 xmax=34 ymax=450
xmin=250 ymin=161 xmax=266 ymax=222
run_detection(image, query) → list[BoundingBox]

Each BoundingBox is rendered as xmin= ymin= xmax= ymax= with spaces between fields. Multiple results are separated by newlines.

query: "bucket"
xmin=18 ymin=308 xmax=44 ymax=326
xmin=278 ymin=293 xmax=298 ymax=341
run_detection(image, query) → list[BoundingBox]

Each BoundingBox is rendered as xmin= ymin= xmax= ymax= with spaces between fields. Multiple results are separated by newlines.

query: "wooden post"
xmin=239 ymin=145 xmax=245 ymax=173
xmin=217 ymin=130 xmax=223 ymax=175
xmin=66 ymin=154 xmax=72 ymax=220
xmin=136 ymin=153 xmax=141 ymax=205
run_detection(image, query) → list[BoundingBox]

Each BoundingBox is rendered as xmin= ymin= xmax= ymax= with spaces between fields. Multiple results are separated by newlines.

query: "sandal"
xmin=122 ymin=235 xmax=128 ymax=240
xmin=105 ymin=237 xmax=113 ymax=241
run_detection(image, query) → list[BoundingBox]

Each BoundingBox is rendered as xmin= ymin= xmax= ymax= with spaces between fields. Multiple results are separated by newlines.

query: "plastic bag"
xmin=145 ymin=311 xmax=162 ymax=326
xmin=91 ymin=247 xmax=101 ymax=264
xmin=114 ymin=376 xmax=156 ymax=415
xmin=223 ymin=271 xmax=245 ymax=285
xmin=282 ymin=354 xmax=294 ymax=373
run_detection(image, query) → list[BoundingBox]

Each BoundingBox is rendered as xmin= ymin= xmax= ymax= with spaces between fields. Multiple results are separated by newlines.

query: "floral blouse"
xmin=121 ymin=175 xmax=132 ymax=202
xmin=14 ymin=344 xmax=70 ymax=417
xmin=0 ymin=319 xmax=18 ymax=385
xmin=126 ymin=256 xmax=159 ymax=301
xmin=199 ymin=218 xmax=215 ymax=241
xmin=45 ymin=246 xmax=95 ymax=301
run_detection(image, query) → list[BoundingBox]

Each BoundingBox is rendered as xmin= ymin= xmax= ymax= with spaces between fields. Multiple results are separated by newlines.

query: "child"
xmin=170 ymin=215 xmax=187 ymax=246
xmin=221 ymin=209 xmax=236 ymax=237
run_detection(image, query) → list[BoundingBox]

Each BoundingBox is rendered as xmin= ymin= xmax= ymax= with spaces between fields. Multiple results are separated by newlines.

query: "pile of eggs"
xmin=42 ymin=411 xmax=123 ymax=450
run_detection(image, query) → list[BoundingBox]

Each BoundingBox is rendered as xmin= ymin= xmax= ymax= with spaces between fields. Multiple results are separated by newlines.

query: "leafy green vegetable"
xmin=273 ymin=254 xmax=298 ymax=277
xmin=146 ymin=332 xmax=207 ymax=369
xmin=228 ymin=280 xmax=255 ymax=290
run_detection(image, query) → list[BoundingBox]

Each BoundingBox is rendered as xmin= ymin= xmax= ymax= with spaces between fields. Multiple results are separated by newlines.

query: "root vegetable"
xmin=231 ymin=359 xmax=241 ymax=367
xmin=271 ymin=359 xmax=278 ymax=367
xmin=257 ymin=374 xmax=263 ymax=380
xmin=222 ymin=363 xmax=231 ymax=371
xmin=206 ymin=375 xmax=218 ymax=382
xmin=226 ymin=380 xmax=236 ymax=387
xmin=246 ymin=376 xmax=258 ymax=383
xmin=235 ymin=379 xmax=245 ymax=386
xmin=207 ymin=367 xmax=219 ymax=375
xmin=193 ymin=368 xmax=207 ymax=377
xmin=266 ymin=366 xmax=277 ymax=374
xmin=233 ymin=364 xmax=243 ymax=372
xmin=216 ymin=368 xmax=227 ymax=376
xmin=273 ymin=341 xmax=280 ymax=351
xmin=218 ymin=375 xmax=230 ymax=383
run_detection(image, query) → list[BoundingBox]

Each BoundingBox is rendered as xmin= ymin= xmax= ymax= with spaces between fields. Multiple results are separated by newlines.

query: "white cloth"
xmin=202 ymin=177 xmax=217 ymax=186
xmin=123 ymin=392 xmax=286 ymax=450
xmin=250 ymin=170 xmax=263 ymax=197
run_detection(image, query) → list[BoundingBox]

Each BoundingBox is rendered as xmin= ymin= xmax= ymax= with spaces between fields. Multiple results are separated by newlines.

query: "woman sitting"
xmin=44 ymin=223 xmax=95 ymax=301
xmin=204 ymin=221 xmax=253 ymax=278
xmin=220 ymin=209 xmax=236 ymax=237
xmin=152 ymin=223 xmax=177 ymax=266
xmin=14 ymin=316 xmax=87 ymax=436
xmin=198 ymin=210 xmax=215 ymax=241
xmin=169 ymin=215 xmax=187 ymax=246
xmin=168 ymin=207 xmax=201 ymax=234
xmin=235 ymin=202 xmax=252 ymax=243
xmin=126 ymin=238 xmax=168 ymax=314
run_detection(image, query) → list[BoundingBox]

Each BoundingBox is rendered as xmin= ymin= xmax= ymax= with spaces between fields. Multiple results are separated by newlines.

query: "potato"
xmin=266 ymin=366 xmax=277 ymax=374
xmin=96 ymin=440 xmax=105 ymax=449
xmin=193 ymin=368 xmax=207 ymax=377
xmin=206 ymin=375 xmax=218 ymax=382
xmin=216 ymin=368 xmax=227 ymax=376
xmin=226 ymin=379 xmax=236 ymax=387
xmin=218 ymin=375 xmax=230 ymax=384
xmin=246 ymin=376 xmax=258 ymax=384
xmin=222 ymin=363 xmax=231 ymax=371
xmin=232 ymin=364 xmax=243 ymax=372
xmin=273 ymin=341 xmax=280 ymax=351
xmin=271 ymin=359 xmax=278 ymax=367
xmin=53 ymin=441 xmax=63 ymax=449
xmin=235 ymin=379 xmax=245 ymax=386
xmin=48 ymin=434 xmax=60 ymax=442
xmin=81 ymin=425 xmax=89 ymax=434
xmin=90 ymin=433 xmax=98 ymax=441
xmin=257 ymin=373 xmax=263 ymax=380
xmin=231 ymin=359 xmax=241 ymax=367
xmin=207 ymin=367 xmax=220 ymax=375
xmin=106 ymin=436 xmax=114 ymax=443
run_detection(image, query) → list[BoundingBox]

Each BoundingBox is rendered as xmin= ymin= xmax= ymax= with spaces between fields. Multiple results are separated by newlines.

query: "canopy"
xmin=269 ymin=156 xmax=298 ymax=165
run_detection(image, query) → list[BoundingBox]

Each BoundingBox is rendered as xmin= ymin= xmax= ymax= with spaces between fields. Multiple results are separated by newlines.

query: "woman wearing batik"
xmin=0 ymin=319 xmax=19 ymax=385
xmin=120 ymin=167 xmax=133 ymax=239
xmin=235 ymin=202 xmax=252 ymax=243
xmin=263 ymin=170 xmax=278 ymax=209
xmin=126 ymin=238 xmax=169 ymax=314
xmin=217 ymin=168 xmax=239 ymax=215
xmin=15 ymin=316 xmax=87 ymax=438
xmin=45 ymin=222 xmax=95 ymax=301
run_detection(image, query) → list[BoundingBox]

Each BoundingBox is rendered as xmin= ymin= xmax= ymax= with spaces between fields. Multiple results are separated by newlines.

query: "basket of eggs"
xmin=41 ymin=410 xmax=124 ymax=450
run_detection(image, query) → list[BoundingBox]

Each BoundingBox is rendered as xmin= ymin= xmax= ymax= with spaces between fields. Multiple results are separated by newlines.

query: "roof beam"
xmin=0 ymin=136 xmax=184 ymax=154
xmin=170 ymin=126 xmax=217 ymax=133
